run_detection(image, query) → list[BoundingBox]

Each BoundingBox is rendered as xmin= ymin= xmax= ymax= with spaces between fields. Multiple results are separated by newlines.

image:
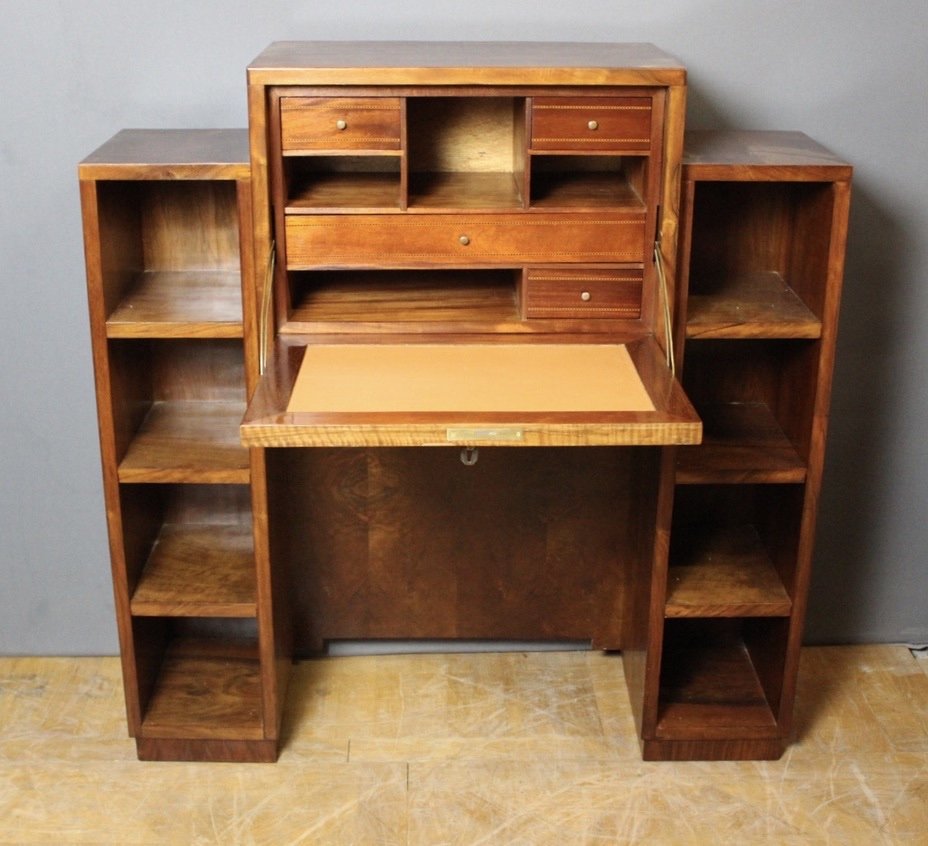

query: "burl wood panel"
xmin=266 ymin=447 xmax=655 ymax=654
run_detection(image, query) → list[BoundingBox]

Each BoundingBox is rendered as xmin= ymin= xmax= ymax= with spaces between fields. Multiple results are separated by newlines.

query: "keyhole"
xmin=460 ymin=447 xmax=479 ymax=466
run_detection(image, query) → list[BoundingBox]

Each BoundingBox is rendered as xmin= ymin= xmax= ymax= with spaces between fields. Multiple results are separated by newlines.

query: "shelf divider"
xmin=676 ymin=402 xmax=807 ymax=484
xmin=685 ymin=271 xmax=821 ymax=339
xmin=118 ymin=401 xmax=250 ymax=484
xmin=106 ymin=271 xmax=244 ymax=338
xmin=666 ymin=524 xmax=792 ymax=618
xmin=131 ymin=524 xmax=257 ymax=617
xmin=140 ymin=636 xmax=264 ymax=740
xmin=657 ymin=622 xmax=779 ymax=741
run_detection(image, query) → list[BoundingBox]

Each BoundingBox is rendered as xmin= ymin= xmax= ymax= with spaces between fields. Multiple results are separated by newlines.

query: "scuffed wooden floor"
xmin=1 ymin=645 xmax=925 ymax=844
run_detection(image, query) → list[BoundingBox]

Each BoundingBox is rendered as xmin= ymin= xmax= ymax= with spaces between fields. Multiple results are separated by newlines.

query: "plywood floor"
xmin=0 ymin=645 xmax=925 ymax=844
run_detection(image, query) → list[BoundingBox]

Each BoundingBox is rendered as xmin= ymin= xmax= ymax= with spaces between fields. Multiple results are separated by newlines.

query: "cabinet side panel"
xmin=236 ymin=180 xmax=261 ymax=395
xmin=81 ymin=179 xmax=146 ymax=733
xmin=622 ymin=448 xmax=673 ymax=740
xmin=248 ymin=81 xmax=280 ymax=342
xmin=253 ymin=450 xmax=291 ymax=741
xmin=93 ymin=182 xmax=144 ymax=317
xmin=656 ymin=83 xmax=686 ymax=355
xmin=776 ymin=179 xmax=852 ymax=730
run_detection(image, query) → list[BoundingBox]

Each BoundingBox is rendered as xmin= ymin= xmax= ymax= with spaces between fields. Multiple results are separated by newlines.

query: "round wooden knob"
xmin=459 ymin=235 xmax=470 ymax=246
xmin=580 ymin=291 xmax=592 ymax=302
xmin=587 ymin=120 xmax=599 ymax=131
xmin=336 ymin=119 xmax=348 ymax=130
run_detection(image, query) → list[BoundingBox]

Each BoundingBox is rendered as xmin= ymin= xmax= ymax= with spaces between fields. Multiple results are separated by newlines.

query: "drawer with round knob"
xmin=285 ymin=213 xmax=646 ymax=268
xmin=530 ymin=97 xmax=653 ymax=152
xmin=523 ymin=266 xmax=644 ymax=319
xmin=280 ymin=97 xmax=402 ymax=152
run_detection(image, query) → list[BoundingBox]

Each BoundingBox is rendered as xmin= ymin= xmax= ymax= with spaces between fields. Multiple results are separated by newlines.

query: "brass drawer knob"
xmin=459 ymin=234 xmax=470 ymax=246
xmin=335 ymin=119 xmax=348 ymax=130
xmin=587 ymin=120 xmax=599 ymax=131
xmin=580 ymin=291 xmax=592 ymax=302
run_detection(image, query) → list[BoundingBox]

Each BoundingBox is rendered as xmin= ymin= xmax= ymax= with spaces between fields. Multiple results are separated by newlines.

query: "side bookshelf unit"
xmin=641 ymin=130 xmax=852 ymax=760
xmin=79 ymin=130 xmax=282 ymax=762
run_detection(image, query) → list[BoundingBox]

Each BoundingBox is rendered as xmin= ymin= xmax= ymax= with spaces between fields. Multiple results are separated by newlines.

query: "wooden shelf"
xmin=686 ymin=271 xmax=821 ymax=339
xmin=529 ymin=171 xmax=644 ymax=210
xmin=676 ymin=402 xmax=807 ymax=484
xmin=118 ymin=401 xmax=250 ymax=483
xmin=408 ymin=172 xmax=523 ymax=210
xmin=657 ymin=622 xmax=778 ymax=740
xmin=106 ymin=271 xmax=244 ymax=338
xmin=286 ymin=171 xmax=402 ymax=212
xmin=140 ymin=636 xmax=264 ymax=740
xmin=666 ymin=524 xmax=791 ymax=618
xmin=131 ymin=524 xmax=256 ymax=617
xmin=285 ymin=270 xmax=519 ymax=332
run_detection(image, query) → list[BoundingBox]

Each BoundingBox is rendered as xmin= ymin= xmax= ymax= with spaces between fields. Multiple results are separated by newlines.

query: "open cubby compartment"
xmin=685 ymin=181 xmax=837 ymax=338
xmin=131 ymin=615 xmax=264 ymax=741
xmin=283 ymin=268 xmax=522 ymax=333
xmin=406 ymin=97 xmax=526 ymax=209
xmin=107 ymin=338 xmax=249 ymax=483
xmin=667 ymin=484 xmax=803 ymax=618
xmin=119 ymin=483 xmax=256 ymax=618
xmin=528 ymin=155 xmax=648 ymax=210
xmin=677 ymin=339 xmax=820 ymax=483
xmin=94 ymin=179 xmax=244 ymax=335
xmin=284 ymin=154 xmax=404 ymax=212
xmin=656 ymin=617 xmax=789 ymax=741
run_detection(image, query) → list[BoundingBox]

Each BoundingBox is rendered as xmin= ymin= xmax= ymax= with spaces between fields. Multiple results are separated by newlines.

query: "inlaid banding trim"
xmin=533 ymin=104 xmax=651 ymax=111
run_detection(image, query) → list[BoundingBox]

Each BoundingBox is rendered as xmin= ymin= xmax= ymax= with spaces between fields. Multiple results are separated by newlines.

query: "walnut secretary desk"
xmin=79 ymin=42 xmax=851 ymax=762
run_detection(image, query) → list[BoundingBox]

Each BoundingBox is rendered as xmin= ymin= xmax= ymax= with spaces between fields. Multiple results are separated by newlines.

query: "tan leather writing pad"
xmin=287 ymin=344 xmax=655 ymax=413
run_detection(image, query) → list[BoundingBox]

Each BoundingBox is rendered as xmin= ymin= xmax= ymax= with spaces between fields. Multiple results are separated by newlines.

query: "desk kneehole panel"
xmin=285 ymin=212 xmax=647 ymax=268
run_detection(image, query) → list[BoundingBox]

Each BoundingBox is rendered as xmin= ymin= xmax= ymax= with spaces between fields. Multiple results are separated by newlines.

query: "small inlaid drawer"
xmin=523 ymin=266 xmax=643 ymax=319
xmin=285 ymin=213 xmax=646 ymax=268
xmin=280 ymin=97 xmax=402 ymax=152
xmin=530 ymin=97 xmax=653 ymax=152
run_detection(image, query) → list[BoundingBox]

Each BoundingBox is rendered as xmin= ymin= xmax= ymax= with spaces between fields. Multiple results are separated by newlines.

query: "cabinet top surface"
xmin=79 ymin=129 xmax=250 ymax=180
xmin=248 ymin=41 xmax=685 ymax=86
xmin=683 ymin=130 xmax=852 ymax=179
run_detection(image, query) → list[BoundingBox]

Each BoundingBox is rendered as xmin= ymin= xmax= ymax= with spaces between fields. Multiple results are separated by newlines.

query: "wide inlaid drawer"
xmin=280 ymin=97 xmax=402 ymax=152
xmin=523 ymin=266 xmax=644 ymax=319
xmin=530 ymin=97 xmax=653 ymax=152
xmin=285 ymin=213 xmax=646 ymax=268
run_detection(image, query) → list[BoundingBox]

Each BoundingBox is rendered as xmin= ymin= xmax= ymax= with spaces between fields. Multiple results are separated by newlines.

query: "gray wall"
xmin=1 ymin=1 xmax=925 ymax=653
